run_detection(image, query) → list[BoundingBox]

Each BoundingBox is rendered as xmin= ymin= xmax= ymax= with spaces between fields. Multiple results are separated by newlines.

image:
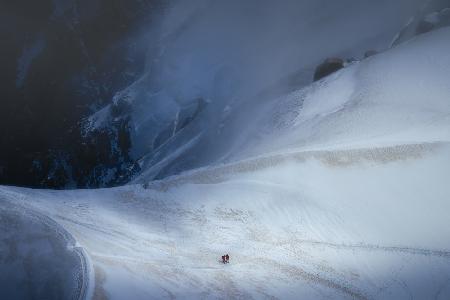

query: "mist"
xmin=147 ymin=0 xmax=423 ymax=104
xmin=122 ymin=0 xmax=425 ymax=177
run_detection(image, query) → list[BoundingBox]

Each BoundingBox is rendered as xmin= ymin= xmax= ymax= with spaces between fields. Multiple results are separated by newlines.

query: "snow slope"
xmin=133 ymin=26 xmax=450 ymax=183
xmin=2 ymin=142 xmax=450 ymax=299
xmin=1 ymin=22 xmax=450 ymax=300
xmin=218 ymin=26 xmax=450 ymax=160
xmin=87 ymin=0 xmax=424 ymax=181
xmin=0 ymin=196 xmax=90 ymax=300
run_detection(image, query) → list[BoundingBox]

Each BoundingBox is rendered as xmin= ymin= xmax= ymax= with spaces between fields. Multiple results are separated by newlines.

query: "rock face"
xmin=1 ymin=1 xmax=428 ymax=188
xmin=0 ymin=0 xmax=159 ymax=188
xmin=313 ymin=58 xmax=344 ymax=82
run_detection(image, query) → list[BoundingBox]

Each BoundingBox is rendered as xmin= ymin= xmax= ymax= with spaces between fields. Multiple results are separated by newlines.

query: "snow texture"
xmin=1 ymin=26 xmax=450 ymax=299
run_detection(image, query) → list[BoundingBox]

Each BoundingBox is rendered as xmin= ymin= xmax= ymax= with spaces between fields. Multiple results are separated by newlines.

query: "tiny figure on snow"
xmin=221 ymin=254 xmax=230 ymax=264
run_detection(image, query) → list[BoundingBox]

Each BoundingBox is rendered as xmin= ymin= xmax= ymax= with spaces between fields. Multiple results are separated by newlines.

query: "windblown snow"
xmin=2 ymin=23 xmax=450 ymax=300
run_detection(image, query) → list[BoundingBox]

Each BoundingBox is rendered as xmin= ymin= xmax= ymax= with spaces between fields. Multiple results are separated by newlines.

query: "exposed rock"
xmin=313 ymin=58 xmax=344 ymax=82
xmin=0 ymin=0 xmax=159 ymax=188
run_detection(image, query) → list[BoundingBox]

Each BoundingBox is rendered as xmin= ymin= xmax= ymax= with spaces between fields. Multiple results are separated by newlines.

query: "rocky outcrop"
xmin=0 ymin=0 xmax=159 ymax=188
xmin=313 ymin=58 xmax=344 ymax=82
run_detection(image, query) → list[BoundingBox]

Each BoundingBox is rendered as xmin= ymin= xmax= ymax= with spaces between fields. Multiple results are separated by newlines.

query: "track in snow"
xmin=0 ymin=198 xmax=92 ymax=300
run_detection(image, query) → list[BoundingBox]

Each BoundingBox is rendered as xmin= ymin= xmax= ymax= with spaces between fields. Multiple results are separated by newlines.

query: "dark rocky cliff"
xmin=0 ymin=0 xmax=160 ymax=188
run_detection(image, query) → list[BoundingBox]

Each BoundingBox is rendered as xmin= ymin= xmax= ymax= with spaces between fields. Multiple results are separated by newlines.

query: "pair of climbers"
xmin=221 ymin=254 xmax=230 ymax=264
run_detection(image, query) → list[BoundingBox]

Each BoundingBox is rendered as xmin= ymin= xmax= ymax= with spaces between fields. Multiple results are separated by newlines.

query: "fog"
xmin=148 ymin=0 xmax=424 ymax=104
xmin=124 ymin=0 xmax=425 ymax=176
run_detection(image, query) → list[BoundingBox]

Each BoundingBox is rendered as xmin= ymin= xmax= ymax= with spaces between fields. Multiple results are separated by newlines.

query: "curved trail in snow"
xmin=40 ymin=216 xmax=93 ymax=300
xmin=0 ymin=196 xmax=93 ymax=300
xmin=29 ymin=209 xmax=93 ymax=300
xmin=25 ymin=205 xmax=93 ymax=300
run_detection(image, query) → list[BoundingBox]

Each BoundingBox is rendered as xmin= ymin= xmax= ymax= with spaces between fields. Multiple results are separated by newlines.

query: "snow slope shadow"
xmin=0 ymin=198 xmax=91 ymax=300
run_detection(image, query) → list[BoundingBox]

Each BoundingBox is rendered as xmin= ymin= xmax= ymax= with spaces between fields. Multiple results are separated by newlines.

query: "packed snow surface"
xmin=2 ymin=25 xmax=450 ymax=300
xmin=2 ymin=142 xmax=450 ymax=300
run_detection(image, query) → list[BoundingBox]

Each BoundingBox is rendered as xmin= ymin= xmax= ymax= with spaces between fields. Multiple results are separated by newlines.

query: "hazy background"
xmin=0 ymin=0 xmax=431 ymax=187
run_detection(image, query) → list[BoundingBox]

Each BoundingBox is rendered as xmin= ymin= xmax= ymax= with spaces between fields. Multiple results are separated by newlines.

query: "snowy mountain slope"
xmin=2 ymin=141 xmax=450 ymax=299
xmin=259 ymin=31 xmax=450 ymax=150
xmin=87 ymin=0 xmax=425 ymax=182
xmin=1 ymin=25 xmax=450 ymax=299
xmin=133 ymin=26 xmax=450 ymax=183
